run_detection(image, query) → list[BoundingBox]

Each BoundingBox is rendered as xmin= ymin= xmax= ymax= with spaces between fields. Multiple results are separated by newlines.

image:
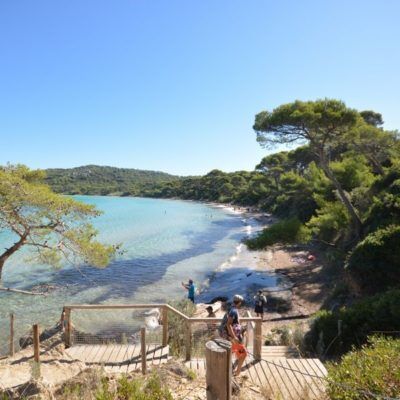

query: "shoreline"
xmin=192 ymin=202 xmax=330 ymax=330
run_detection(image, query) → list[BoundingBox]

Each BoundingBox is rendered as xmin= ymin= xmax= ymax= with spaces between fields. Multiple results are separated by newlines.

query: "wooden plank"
xmin=125 ymin=343 xmax=138 ymax=373
xmin=98 ymin=344 xmax=117 ymax=364
xmin=91 ymin=345 xmax=109 ymax=364
xmin=109 ymin=345 xmax=126 ymax=372
xmin=85 ymin=345 xmax=102 ymax=363
xmin=291 ymin=358 xmax=320 ymax=399
xmin=160 ymin=345 xmax=169 ymax=364
xmin=151 ymin=346 xmax=163 ymax=366
xmin=309 ymin=358 xmax=328 ymax=377
xmin=248 ymin=361 xmax=264 ymax=387
xmin=269 ymin=358 xmax=296 ymax=400
xmin=254 ymin=359 xmax=276 ymax=395
xmin=277 ymin=359 xmax=303 ymax=399
xmin=303 ymin=359 xmax=326 ymax=396
xmin=261 ymin=358 xmax=287 ymax=400
xmin=162 ymin=307 xmax=168 ymax=347
xmin=286 ymin=359 xmax=309 ymax=395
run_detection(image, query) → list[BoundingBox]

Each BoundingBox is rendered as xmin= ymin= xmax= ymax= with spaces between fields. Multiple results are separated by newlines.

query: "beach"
xmin=196 ymin=204 xmax=330 ymax=335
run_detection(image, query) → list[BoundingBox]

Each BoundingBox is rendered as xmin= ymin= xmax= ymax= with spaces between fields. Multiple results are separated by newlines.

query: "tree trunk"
xmin=320 ymin=161 xmax=362 ymax=237
xmin=353 ymin=142 xmax=385 ymax=176
xmin=0 ymin=259 xmax=4 ymax=285
xmin=0 ymin=231 xmax=29 ymax=282
xmin=366 ymin=153 xmax=385 ymax=176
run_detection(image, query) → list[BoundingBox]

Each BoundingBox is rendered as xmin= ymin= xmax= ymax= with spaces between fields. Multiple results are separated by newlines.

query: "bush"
xmin=167 ymin=299 xmax=196 ymax=357
xmin=245 ymin=217 xmax=311 ymax=250
xmin=307 ymin=289 xmax=400 ymax=356
xmin=96 ymin=372 xmax=173 ymax=400
xmin=346 ymin=225 xmax=400 ymax=294
xmin=327 ymin=336 xmax=400 ymax=400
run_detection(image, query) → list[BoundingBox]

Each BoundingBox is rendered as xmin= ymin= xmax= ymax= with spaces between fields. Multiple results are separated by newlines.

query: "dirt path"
xmin=253 ymin=245 xmax=333 ymax=336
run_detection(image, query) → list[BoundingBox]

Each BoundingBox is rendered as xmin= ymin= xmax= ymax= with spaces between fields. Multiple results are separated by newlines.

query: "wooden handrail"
xmin=63 ymin=303 xmax=263 ymax=361
xmin=64 ymin=303 xmax=262 ymax=323
xmin=64 ymin=304 xmax=167 ymax=310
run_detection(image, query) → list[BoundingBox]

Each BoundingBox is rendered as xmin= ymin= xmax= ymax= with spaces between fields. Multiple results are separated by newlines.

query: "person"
xmin=206 ymin=305 xmax=216 ymax=318
xmin=206 ymin=305 xmax=217 ymax=335
xmin=182 ymin=279 xmax=196 ymax=303
xmin=253 ymin=290 xmax=267 ymax=320
xmin=219 ymin=294 xmax=247 ymax=376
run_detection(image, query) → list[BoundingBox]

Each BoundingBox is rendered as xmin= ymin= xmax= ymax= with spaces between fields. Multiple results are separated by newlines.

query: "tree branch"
xmin=0 ymin=287 xmax=47 ymax=296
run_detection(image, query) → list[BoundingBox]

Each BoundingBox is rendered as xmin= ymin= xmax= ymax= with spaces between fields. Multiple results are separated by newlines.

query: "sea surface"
xmin=0 ymin=196 xmax=280 ymax=352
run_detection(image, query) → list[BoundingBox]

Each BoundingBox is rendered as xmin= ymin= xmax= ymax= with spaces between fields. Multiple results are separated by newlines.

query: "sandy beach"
xmin=196 ymin=203 xmax=331 ymax=338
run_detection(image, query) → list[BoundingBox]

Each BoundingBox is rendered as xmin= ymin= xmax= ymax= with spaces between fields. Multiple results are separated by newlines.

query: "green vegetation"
xmin=167 ymin=299 xmax=196 ymax=357
xmin=307 ymin=289 xmax=400 ymax=356
xmin=40 ymin=99 xmax=400 ymax=360
xmin=0 ymin=164 xmax=116 ymax=289
xmin=246 ymin=218 xmax=311 ymax=249
xmin=346 ymin=225 xmax=400 ymax=295
xmin=54 ymin=370 xmax=173 ymax=400
xmin=96 ymin=373 xmax=173 ymax=400
xmin=45 ymin=165 xmax=180 ymax=196
xmin=327 ymin=336 xmax=400 ymax=400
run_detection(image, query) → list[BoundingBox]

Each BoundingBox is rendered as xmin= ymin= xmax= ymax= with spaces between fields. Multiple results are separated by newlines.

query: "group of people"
xmin=181 ymin=279 xmax=268 ymax=375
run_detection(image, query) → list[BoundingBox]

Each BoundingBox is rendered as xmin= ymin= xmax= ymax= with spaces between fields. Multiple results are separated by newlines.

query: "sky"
xmin=0 ymin=1 xmax=399 ymax=176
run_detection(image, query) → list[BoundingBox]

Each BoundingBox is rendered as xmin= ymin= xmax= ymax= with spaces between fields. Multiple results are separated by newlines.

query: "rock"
xmin=19 ymin=323 xmax=62 ymax=349
xmin=265 ymin=290 xmax=292 ymax=312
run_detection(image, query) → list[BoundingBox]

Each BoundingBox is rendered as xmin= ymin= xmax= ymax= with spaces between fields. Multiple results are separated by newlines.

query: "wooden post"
xmin=64 ymin=308 xmax=72 ymax=348
xmin=33 ymin=324 xmax=40 ymax=363
xmin=185 ymin=321 xmax=192 ymax=361
xmin=162 ymin=306 xmax=168 ymax=347
xmin=9 ymin=313 xmax=14 ymax=357
xmin=205 ymin=339 xmax=232 ymax=400
xmin=141 ymin=327 xmax=146 ymax=375
xmin=254 ymin=319 xmax=262 ymax=361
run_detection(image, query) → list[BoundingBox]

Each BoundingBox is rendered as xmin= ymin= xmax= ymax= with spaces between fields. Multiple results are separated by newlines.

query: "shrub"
xmin=307 ymin=289 xmax=400 ymax=356
xmin=167 ymin=299 xmax=196 ymax=357
xmin=245 ymin=218 xmax=311 ymax=250
xmin=327 ymin=336 xmax=400 ymax=400
xmin=96 ymin=372 xmax=173 ymax=400
xmin=346 ymin=225 xmax=400 ymax=294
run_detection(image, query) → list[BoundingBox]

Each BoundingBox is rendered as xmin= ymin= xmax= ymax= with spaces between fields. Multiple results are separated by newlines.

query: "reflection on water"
xmin=0 ymin=197 xmax=277 ymax=353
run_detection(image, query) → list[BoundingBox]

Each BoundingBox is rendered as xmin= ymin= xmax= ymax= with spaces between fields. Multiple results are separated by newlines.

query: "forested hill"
xmin=45 ymin=165 xmax=181 ymax=195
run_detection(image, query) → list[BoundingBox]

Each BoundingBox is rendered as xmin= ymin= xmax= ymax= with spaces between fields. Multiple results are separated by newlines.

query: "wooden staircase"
xmin=185 ymin=345 xmax=327 ymax=400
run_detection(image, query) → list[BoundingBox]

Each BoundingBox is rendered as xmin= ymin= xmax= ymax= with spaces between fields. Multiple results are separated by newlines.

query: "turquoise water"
xmin=0 ymin=196 xmax=274 ymax=350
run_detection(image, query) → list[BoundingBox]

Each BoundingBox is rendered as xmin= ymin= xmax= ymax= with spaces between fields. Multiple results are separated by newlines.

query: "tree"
xmin=253 ymin=99 xmax=363 ymax=237
xmin=0 ymin=165 xmax=116 ymax=294
xmin=347 ymin=123 xmax=398 ymax=175
xmin=256 ymin=152 xmax=288 ymax=189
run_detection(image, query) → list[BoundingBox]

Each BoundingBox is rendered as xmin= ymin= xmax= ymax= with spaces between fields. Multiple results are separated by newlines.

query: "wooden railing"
xmin=63 ymin=303 xmax=263 ymax=361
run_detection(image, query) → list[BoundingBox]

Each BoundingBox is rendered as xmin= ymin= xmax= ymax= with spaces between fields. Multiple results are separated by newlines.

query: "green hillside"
xmin=45 ymin=165 xmax=181 ymax=196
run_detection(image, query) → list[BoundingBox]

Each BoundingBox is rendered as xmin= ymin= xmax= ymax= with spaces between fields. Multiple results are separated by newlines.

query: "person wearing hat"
xmin=219 ymin=294 xmax=247 ymax=375
xmin=253 ymin=290 xmax=267 ymax=320
xmin=181 ymin=279 xmax=196 ymax=303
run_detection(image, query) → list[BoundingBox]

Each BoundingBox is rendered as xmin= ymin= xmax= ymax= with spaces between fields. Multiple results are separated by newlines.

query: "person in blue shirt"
xmin=181 ymin=279 xmax=195 ymax=303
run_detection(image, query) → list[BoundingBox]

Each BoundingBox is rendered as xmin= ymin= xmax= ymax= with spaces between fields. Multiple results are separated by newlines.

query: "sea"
xmin=0 ymin=196 xmax=281 ymax=352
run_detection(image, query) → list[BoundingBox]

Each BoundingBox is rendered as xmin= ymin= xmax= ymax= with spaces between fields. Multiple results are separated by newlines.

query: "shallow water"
xmin=0 ymin=196 xmax=278 ymax=351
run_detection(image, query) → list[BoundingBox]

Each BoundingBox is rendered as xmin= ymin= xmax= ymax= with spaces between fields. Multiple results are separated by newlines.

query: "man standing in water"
xmin=182 ymin=279 xmax=195 ymax=303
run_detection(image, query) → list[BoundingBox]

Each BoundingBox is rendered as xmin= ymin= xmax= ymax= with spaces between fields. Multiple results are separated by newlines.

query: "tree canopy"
xmin=0 ymin=165 xmax=116 ymax=293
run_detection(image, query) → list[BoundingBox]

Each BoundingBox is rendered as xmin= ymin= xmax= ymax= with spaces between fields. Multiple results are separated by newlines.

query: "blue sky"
xmin=1 ymin=1 xmax=399 ymax=176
